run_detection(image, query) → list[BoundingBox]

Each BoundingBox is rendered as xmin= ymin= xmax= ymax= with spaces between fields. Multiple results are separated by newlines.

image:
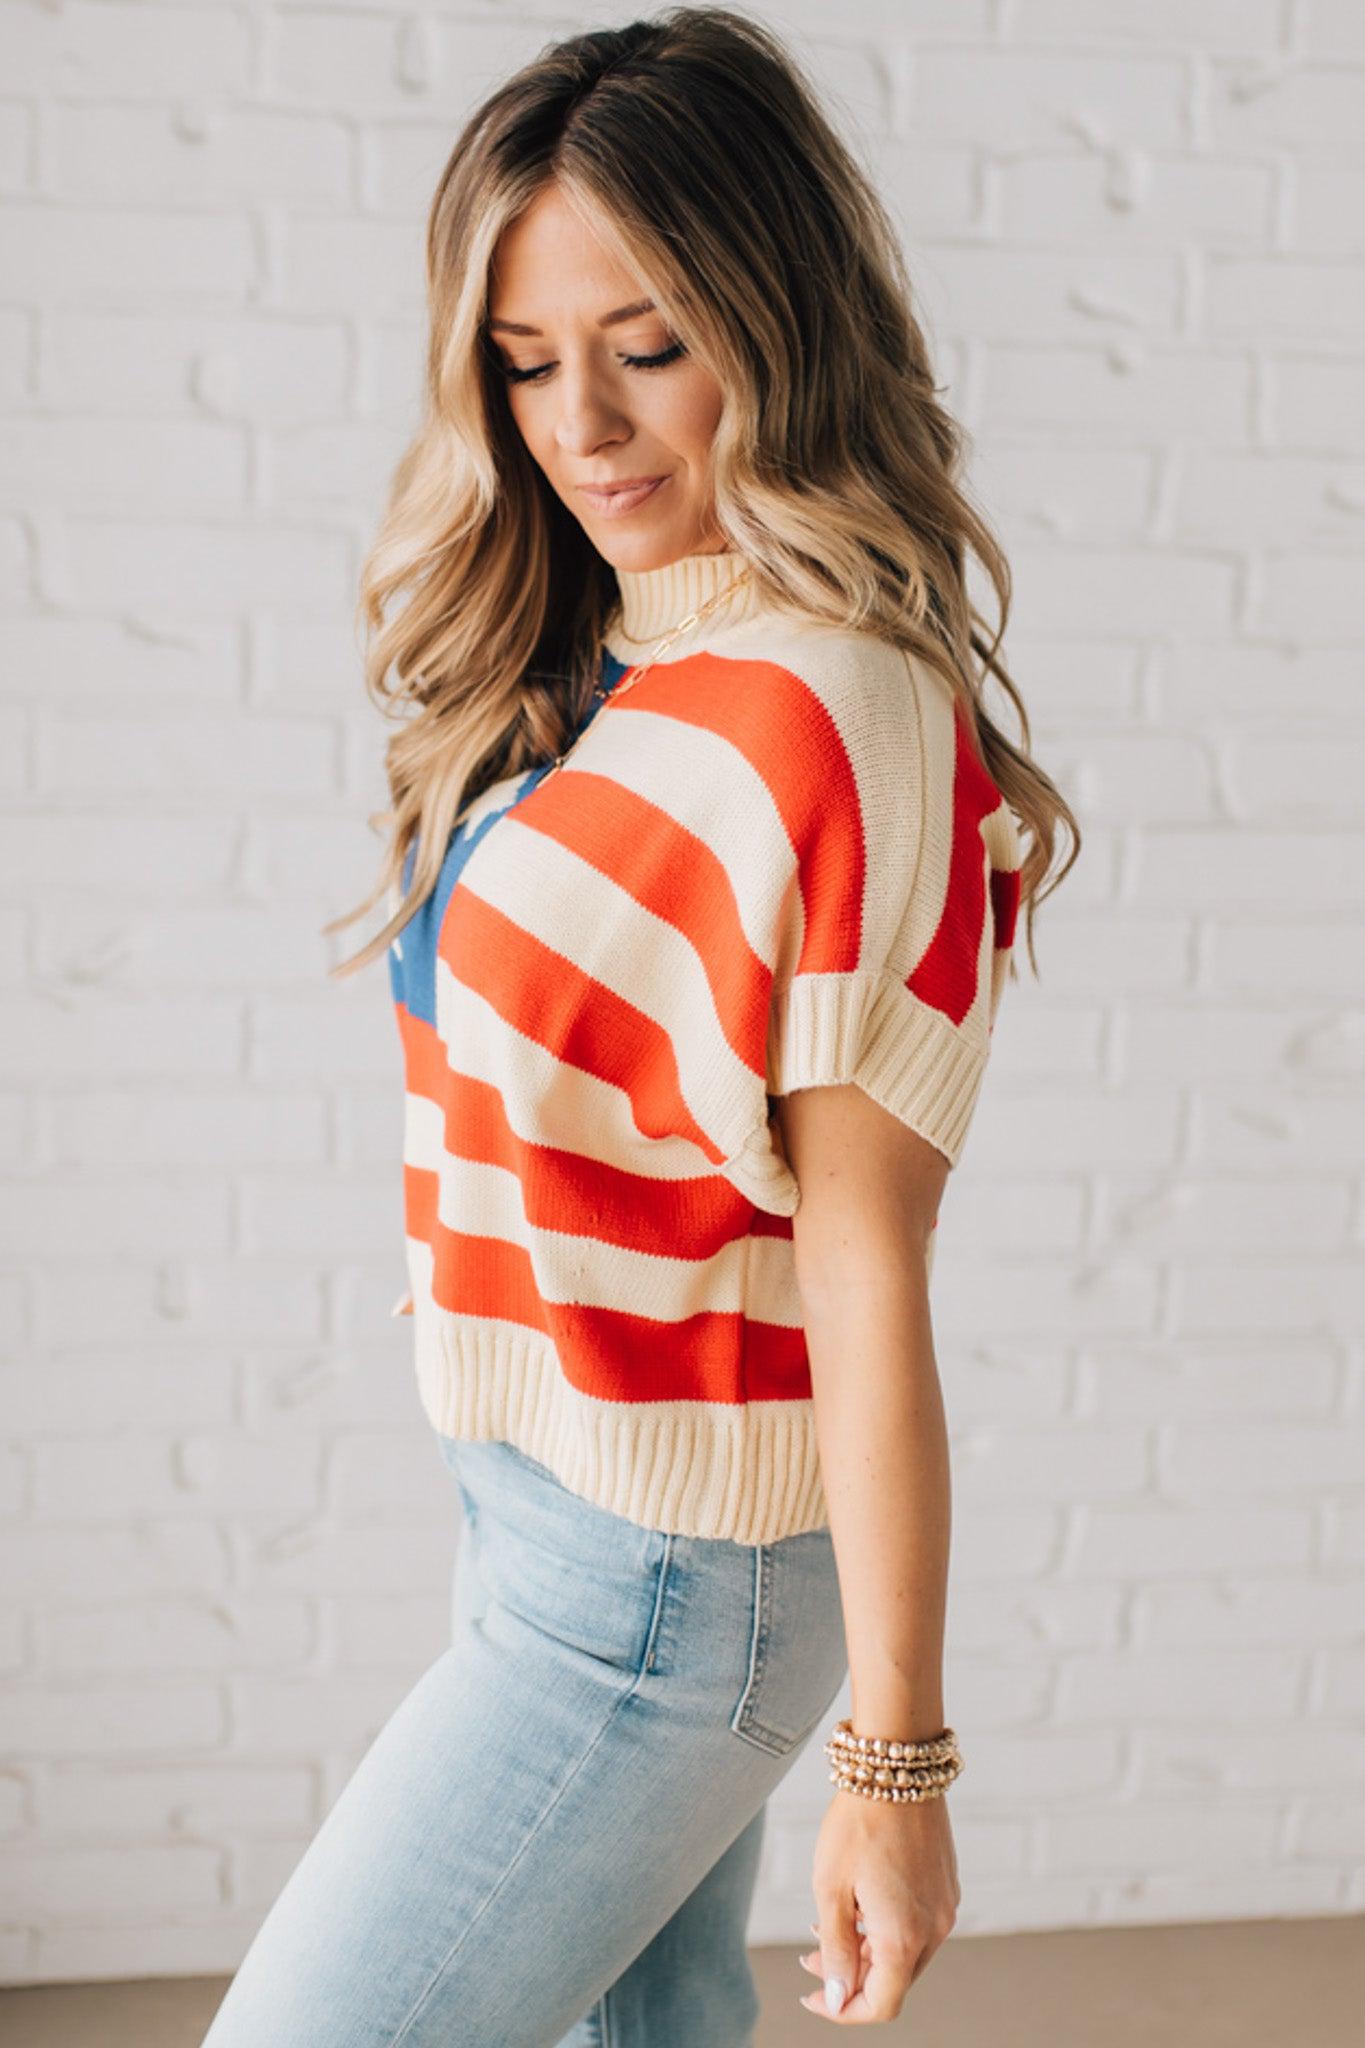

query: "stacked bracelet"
xmin=823 ymin=1717 xmax=964 ymax=1804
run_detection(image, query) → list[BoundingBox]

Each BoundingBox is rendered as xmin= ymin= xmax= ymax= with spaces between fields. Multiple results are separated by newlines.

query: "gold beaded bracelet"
xmin=823 ymin=1717 xmax=964 ymax=1804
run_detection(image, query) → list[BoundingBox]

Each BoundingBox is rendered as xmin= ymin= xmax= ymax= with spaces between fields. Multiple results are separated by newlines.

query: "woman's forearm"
xmin=800 ymin=1250 xmax=950 ymax=1744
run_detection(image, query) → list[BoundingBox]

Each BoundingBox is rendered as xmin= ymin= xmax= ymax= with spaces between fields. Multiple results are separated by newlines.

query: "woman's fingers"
xmin=797 ymin=1939 xmax=921 ymax=2024
xmin=810 ymin=1887 xmax=863 ymax=2018
xmin=798 ymin=1938 xmax=872 ymax=1979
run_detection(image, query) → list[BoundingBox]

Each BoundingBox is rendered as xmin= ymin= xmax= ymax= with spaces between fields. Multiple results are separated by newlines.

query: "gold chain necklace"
xmin=538 ymin=566 xmax=754 ymax=785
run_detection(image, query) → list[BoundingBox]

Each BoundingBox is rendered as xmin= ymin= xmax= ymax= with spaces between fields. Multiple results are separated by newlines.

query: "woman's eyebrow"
xmin=486 ymin=297 xmax=656 ymax=337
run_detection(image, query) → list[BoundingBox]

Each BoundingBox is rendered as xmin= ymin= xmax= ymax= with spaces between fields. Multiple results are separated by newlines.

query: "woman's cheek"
xmin=674 ymin=371 xmax=725 ymax=450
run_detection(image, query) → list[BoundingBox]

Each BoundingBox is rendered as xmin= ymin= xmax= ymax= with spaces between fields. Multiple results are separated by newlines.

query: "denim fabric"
xmin=200 ymin=1433 xmax=849 ymax=2048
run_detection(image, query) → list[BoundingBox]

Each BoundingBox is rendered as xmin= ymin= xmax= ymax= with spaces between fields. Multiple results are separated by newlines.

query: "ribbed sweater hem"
xmin=411 ymin=1306 xmax=830 ymax=1544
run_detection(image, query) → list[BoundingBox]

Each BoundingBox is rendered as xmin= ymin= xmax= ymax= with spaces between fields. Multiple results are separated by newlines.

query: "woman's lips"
xmin=578 ymin=475 xmax=669 ymax=517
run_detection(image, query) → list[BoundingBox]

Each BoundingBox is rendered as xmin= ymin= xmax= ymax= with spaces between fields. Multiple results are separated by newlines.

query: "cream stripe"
xmin=403 ymin=1089 xmax=446 ymax=1175
xmin=551 ymin=705 xmax=799 ymax=964
xmin=455 ymin=765 xmax=537 ymax=834
xmin=892 ymin=660 xmax=954 ymax=973
xmin=426 ymin=1153 xmax=526 ymax=1247
xmin=432 ymin=957 xmax=748 ymax=1190
xmin=746 ymin=1232 xmax=806 ymax=1330
xmin=461 ymin=813 xmax=770 ymax=1159
xmin=604 ymin=615 xmax=930 ymax=975
xmin=407 ymin=1062 xmax=800 ymax=1323
xmin=424 ymin=1159 xmax=753 ymax=1319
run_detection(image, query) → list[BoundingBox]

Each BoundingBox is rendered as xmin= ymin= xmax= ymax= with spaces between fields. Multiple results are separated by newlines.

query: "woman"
xmin=202 ymin=7 xmax=1077 ymax=2042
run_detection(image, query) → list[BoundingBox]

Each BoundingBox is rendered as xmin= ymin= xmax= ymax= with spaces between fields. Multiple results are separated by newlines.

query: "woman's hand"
xmin=798 ymin=1792 xmax=960 ymax=2024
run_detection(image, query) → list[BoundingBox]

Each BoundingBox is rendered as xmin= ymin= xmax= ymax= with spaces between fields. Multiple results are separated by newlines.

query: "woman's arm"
xmin=772 ymin=1079 xmax=960 ymax=2025
xmin=775 ymin=1079 xmax=951 ymax=1736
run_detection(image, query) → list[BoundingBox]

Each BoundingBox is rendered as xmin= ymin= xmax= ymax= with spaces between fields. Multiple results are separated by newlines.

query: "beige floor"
xmin=2 ymin=1917 xmax=1362 ymax=2046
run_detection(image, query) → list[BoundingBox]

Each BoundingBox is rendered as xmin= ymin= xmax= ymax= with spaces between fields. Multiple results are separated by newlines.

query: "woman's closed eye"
xmin=498 ymin=339 xmax=689 ymax=385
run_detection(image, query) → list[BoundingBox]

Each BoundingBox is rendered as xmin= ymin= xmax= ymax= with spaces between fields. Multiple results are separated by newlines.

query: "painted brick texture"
xmin=1 ymin=0 xmax=1362 ymax=1987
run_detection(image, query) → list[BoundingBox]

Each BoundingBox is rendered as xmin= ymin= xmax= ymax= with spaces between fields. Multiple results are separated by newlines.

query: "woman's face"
xmin=486 ymin=182 xmax=727 ymax=572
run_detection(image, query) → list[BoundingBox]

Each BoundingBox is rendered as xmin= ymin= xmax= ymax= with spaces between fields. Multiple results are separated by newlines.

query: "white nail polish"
xmin=824 ymin=1976 xmax=848 ymax=2015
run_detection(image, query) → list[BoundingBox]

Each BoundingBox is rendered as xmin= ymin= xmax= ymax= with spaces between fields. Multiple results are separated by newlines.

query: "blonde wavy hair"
xmin=326 ymin=3 xmax=1079 ymax=980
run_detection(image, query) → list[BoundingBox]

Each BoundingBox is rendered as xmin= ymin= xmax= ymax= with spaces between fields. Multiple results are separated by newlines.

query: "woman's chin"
xmin=587 ymin=519 xmax=719 ymax=572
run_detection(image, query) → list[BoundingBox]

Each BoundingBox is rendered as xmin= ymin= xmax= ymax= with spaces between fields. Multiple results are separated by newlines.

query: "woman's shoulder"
xmin=708 ymin=608 xmax=952 ymax=772
xmin=720 ymin=605 xmax=914 ymax=684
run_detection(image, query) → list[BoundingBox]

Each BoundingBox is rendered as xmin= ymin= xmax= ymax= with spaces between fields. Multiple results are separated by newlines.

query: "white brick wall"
xmin=2 ymin=0 xmax=1363 ymax=1990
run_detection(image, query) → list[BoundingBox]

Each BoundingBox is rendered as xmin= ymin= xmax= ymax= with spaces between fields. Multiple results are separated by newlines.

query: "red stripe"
xmin=905 ymin=707 xmax=1003 ymax=1027
xmin=399 ymin=1005 xmax=815 ymax=1402
xmin=990 ymin=863 xmax=1020 ymax=949
xmin=401 ymin=1006 xmax=765 ymax=1258
xmin=514 ymin=767 xmax=774 ymax=1079
xmin=605 ymin=653 xmax=868 ymax=973
xmin=404 ymin=1158 xmax=439 ymax=1250
xmin=437 ymin=886 xmax=725 ymax=1163
xmin=425 ymin=1213 xmax=553 ymax=1341
xmin=395 ymin=1000 xmax=447 ymax=1105
xmin=415 ymin=1196 xmax=813 ymax=1404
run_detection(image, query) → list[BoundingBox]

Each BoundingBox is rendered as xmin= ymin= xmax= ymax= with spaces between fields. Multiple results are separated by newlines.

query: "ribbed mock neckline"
xmin=612 ymin=547 xmax=759 ymax=644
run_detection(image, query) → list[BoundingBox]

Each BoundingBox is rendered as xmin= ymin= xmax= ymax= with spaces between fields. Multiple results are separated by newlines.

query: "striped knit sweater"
xmin=387 ymin=549 xmax=1021 ymax=1543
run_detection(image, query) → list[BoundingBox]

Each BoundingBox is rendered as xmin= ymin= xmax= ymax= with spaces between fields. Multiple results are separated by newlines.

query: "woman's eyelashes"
xmin=498 ymin=339 xmax=688 ymax=385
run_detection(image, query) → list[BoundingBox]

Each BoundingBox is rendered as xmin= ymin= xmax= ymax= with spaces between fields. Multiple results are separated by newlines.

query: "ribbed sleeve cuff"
xmin=768 ymin=969 xmax=990 ymax=1170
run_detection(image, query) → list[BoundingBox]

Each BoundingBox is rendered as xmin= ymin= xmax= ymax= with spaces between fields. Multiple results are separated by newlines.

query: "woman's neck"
xmin=612 ymin=547 xmax=755 ymax=641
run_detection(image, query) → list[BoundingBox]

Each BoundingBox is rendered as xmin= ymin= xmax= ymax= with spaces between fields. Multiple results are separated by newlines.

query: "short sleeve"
xmin=719 ymin=636 xmax=1020 ymax=1212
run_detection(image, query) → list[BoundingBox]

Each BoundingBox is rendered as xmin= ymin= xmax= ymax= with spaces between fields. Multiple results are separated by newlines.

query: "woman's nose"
xmin=554 ymin=373 xmax=628 ymax=457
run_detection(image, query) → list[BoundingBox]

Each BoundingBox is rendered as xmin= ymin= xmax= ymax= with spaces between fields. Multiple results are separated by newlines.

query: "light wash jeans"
xmin=200 ymin=1432 xmax=849 ymax=2048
